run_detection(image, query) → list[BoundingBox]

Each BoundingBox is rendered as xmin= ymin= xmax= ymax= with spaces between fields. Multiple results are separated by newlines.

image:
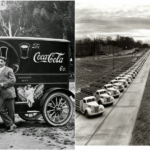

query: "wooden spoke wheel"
xmin=42 ymin=92 xmax=73 ymax=126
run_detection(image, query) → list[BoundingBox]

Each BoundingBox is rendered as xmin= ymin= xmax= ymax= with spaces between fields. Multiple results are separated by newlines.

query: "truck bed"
xmin=81 ymin=86 xmax=102 ymax=95
xmin=90 ymin=82 xmax=105 ymax=88
xmin=75 ymin=92 xmax=90 ymax=112
xmin=100 ymin=78 xmax=111 ymax=84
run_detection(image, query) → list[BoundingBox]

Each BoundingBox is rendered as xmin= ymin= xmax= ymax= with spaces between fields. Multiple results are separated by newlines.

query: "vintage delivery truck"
xmin=76 ymin=92 xmax=105 ymax=118
xmin=0 ymin=37 xmax=74 ymax=127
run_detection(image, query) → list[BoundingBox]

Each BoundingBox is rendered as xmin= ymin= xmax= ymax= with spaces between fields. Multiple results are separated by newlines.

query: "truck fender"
xmin=40 ymin=87 xmax=75 ymax=108
xmin=99 ymin=98 xmax=104 ymax=104
xmin=85 ymin=108 xmax=91 ymax=115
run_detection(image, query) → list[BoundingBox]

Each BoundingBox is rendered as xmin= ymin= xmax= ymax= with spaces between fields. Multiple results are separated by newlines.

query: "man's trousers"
xmin=0 ymin=96 xmax=14 ymax=127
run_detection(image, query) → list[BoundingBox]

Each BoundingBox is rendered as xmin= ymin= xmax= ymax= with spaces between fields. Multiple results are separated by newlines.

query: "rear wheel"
xmin=42 ymin=92 xmax=73 ymax=126
xmin=18 ymin=111 xmax=41 ymax=121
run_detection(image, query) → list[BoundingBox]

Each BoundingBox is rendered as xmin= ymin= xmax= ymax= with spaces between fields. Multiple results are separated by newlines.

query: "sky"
xmin=76 ymin=0 xmax=150 ymax=44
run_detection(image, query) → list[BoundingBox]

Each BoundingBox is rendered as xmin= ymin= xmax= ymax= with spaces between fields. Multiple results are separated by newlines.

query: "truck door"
xmin=96 ymin=91 xmax=99 ymax=100
xmin=83 ymin=100 xmax=87 ymax=112
xmin=80 ymin=100 xmax=83 ymax=112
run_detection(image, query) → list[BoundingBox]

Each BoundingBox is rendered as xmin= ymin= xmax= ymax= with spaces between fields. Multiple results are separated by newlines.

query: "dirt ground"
xmin=76 ymin=55 xmax=133 ymax=92
xmin=0 ymin=82 xmax=75 ymax=149
xmin=75 ymin=50 xmax=145 ymax=93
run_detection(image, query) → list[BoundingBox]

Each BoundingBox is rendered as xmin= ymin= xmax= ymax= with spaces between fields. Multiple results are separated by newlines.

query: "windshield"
xmin=113 ymin=81 xmax=118 ymax=83
xmin=107 ymin=85 xmax=113 ymax=88
xmin=87 ymin=98 xmax=95 ymax=103
xmin=100 ymin=91 xmax=107 ymax=94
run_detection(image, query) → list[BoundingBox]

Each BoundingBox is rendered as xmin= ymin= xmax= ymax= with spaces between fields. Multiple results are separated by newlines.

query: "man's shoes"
xmin=13 ymin=124 xmax=17 ymax=129
xmin=7 ymin=124 xmax=17 ymax=132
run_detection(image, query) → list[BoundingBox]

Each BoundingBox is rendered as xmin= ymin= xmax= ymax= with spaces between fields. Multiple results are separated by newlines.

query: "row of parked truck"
xmin=76 ymin=50 xmax=150 ymax=118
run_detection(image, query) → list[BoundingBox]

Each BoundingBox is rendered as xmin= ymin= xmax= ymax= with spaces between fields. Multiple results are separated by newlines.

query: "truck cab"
xmin=81 ymin=96 xmax=105 ymax=117
xmin=110 ymin=80 xmax=124 ymax=92
xmin=117 ymin=75 xmax=132 ymax=84
xmin=93 ymin=89 xmax=114 ymax=105
xmin=114 ymin=77 xmax=128 ymax=88
xmin=104 ymin=84 xmax=120 ymax=98
xmin=75 ymin=92 xmax=105 ymax=118
xmin=125 ymin=72 xmax=136 ymax=78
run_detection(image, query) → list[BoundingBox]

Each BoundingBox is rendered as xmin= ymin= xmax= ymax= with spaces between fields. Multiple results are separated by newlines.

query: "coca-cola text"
xmin=33 ymin=52 xmax=65 ymax=63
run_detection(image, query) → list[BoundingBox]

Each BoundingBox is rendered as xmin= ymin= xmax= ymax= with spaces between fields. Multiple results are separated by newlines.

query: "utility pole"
xmin=113 ymin=46 xmax=114 ymax=69
xmin=94 ymin=38 xmax=95 ymax=57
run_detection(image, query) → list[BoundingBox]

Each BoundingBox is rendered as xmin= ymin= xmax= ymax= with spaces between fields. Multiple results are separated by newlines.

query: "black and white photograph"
xmin=0 ymin=0 xmax=75 ymax=149
xmin=75 ymin=0 xmax=150 ymax=146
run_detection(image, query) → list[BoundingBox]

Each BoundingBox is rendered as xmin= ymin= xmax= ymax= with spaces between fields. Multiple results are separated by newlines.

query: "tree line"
xmin=76 ymin=35 xmax=150 ymax=57
xmin=0 ymin=1 xmax=75 ymax=78
xmin=0 ymin=1 xmax=74 ymax=45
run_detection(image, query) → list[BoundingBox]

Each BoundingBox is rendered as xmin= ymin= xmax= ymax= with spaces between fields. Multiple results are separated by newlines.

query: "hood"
xmin=87 ymin=101 xmax=99 ymax=107
xmin=113 ymin=83 xmax=120 ymax=86
xmin=125 ymin=75 xmax=132 ymax=77
xmin=101 ymin=93 xmax=110 ymax=98
xmin=107 ymin=87 xmax=116 ymax=91
xmin=118 ymin=79 xmax=126 ymax=82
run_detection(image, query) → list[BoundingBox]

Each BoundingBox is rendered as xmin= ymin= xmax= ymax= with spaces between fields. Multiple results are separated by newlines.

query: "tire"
xmin=18 ymin=112 xmax=41 ymax=121
xmin=42 ymin=92 xmax=73 ymax=127
xmin=100 ymin=112 xmax=104 ymax=116
xmin=85 ymin=110 xmax=89 ymax=118
xmin=98 ymin=100 xmax=102 ymax=105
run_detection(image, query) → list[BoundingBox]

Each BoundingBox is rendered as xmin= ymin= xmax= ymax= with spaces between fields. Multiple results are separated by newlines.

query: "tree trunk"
xmin=8 ymin=21 xmax=12 ymax=37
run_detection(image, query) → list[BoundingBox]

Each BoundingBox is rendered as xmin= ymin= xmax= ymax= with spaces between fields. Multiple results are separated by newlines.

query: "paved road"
xmin=76 ymin=51 xmax=150 ymax=145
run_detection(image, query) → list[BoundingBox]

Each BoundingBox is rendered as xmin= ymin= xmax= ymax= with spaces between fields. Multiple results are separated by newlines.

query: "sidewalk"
xmin=86 ymin=52 xmax=150 ymax=145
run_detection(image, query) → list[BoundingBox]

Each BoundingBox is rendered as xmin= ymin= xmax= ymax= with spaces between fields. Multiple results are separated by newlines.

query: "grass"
xmin=76 ymin=56 xmax=134 ymax=92
xmin=130 ymin=70 xmax=150 ymax=145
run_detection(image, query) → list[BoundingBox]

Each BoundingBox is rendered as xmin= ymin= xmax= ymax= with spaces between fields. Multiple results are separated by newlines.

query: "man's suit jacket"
xmin=0 ymin=66 xmax=16 ymax=100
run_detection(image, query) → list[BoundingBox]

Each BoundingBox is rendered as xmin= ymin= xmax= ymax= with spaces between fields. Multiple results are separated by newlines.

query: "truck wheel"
xmin=98 ymin=100 xmax=102 ymax=105
xmin=85 ymin=110 xmax=89 ymax=118
xmin=18 ymin=112 xmax=41 ymax=121
xmin=42 ymin=92 xmax=73 ymax=127
xmin=100 ymin=112 xmax=104 ymax=116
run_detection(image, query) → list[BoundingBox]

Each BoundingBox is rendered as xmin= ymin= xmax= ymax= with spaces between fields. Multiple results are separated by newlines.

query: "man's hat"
xmin=0 ymin=46 xmax=8 ymax=61
xmin=0 ymin=56 xmax=6 ymax=61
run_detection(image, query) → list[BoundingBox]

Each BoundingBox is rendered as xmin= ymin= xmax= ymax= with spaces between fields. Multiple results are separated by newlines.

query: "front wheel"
xmin=42 ymin=92 xmax=73 ymax=127
xmin=85 ymin=110 xmax=89 ymax=118
xmin=98 ymin=100 xmax=102 ymax=105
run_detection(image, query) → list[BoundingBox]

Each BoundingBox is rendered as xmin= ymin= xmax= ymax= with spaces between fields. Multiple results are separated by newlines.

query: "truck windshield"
xmin=87 ymin=99 xmax=95 ymax=103
xmin=100 ymin=91 xmax=106 ymax=94
xmin=113 ymin=81 xmax=118 ymax=83
xmin=107 ymin=85 xmax=113 ymax=88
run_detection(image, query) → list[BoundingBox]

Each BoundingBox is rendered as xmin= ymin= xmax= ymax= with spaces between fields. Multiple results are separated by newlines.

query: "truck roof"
xmin=0 ymin=37 xmax=70 ymax=43
xmin=104 ymin=83 xmax=112 ymax=86
xmin=111 ymin=79 xmax=118 ymax=82
xmin=83 ymin=96 xmax=95 ymax=101
xmin=97 ymin=89 xmax=106 ymax=92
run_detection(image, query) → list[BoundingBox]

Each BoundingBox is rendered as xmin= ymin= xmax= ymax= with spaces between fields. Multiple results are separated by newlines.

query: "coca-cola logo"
xmin=33 ymin=52 xmax=65 ymax=63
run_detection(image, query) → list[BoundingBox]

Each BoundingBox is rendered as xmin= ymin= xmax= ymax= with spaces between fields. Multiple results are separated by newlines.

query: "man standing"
xmin=0 ymin=56 xmax=17 ymax=132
